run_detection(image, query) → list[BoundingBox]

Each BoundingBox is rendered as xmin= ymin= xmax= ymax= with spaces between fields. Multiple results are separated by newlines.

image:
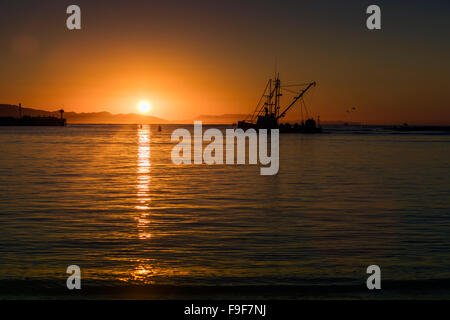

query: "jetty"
xmin=0 ymin=103 xmax=66 ymax=126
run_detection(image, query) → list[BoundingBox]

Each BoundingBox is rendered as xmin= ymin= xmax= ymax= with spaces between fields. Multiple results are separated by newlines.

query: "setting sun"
xmin=138 ymin=101 xmax=151 ymax=113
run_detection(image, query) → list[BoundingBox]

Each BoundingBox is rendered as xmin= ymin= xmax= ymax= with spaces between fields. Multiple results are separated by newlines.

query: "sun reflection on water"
xmin=136 ymin=125 xmax=152 ymax=240
xmin=118 ymin=261 xmax=156 ymax=284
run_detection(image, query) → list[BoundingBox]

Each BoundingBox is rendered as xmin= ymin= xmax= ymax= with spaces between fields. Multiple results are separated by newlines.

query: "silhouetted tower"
xmin=59 ymin=109 xmax=64 ymax=120
xmin=18 ymin=103 xmax=22 ymax=118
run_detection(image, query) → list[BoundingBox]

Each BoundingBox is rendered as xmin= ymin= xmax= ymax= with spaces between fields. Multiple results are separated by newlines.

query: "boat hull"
xmin=237 ymin=121 xmax=322 ymax=134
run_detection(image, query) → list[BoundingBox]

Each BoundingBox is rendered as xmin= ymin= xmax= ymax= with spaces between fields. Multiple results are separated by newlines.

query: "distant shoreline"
xmin=2 ymin=104 xmax=450 ymax=126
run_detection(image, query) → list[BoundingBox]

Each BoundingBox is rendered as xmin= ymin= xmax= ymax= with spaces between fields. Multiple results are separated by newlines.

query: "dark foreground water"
xmin=0 ymin=124 xmax=449 ymax=299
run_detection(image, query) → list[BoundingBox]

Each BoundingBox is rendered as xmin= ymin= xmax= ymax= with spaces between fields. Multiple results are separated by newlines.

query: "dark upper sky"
xmin=0 ymin=0 xmax=449 ymax=124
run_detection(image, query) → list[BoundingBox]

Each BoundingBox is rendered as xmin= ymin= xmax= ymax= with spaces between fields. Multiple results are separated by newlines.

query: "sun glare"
xmin=138 ymin=101 xmax=151 ymax=113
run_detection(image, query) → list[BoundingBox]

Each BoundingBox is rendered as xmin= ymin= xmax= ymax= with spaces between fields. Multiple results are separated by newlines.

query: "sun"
xmin=138 ymin=101 xmax=151 ymax=113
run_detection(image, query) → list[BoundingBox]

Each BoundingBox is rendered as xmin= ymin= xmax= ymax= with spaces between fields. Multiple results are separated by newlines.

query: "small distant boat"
xmin=237 ymin=74 xmax=322 ymax=133
xmin=0 ymin=104 xmax=66 ymax=126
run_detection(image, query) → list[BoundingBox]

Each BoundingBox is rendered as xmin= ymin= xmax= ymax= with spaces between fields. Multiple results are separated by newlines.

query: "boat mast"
xmin=275 ymin=73 xmax=281 ymax=120
xmin=268 ymin=78 xmax=272 ymax=115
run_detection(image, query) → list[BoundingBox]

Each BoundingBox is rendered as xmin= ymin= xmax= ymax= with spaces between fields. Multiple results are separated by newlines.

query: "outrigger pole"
xmin=277 ymin=81 xmax=316 ymax=120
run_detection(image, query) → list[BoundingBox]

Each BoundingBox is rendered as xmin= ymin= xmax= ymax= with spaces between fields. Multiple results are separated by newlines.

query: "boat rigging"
xmin=237 ymin=74 xmax=321 ymax=133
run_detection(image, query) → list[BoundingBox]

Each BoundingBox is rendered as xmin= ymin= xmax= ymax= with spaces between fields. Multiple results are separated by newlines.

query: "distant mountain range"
xmin=0 ymin=104 xmax=247 ymax=124
xmin=1 ymin=104 xmax=358 ymax=125
xmin=175 ymin=114 xmax=247 ymax=124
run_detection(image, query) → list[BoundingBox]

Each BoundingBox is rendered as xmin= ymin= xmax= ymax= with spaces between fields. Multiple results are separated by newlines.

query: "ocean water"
xmin=0 ymin=124 xmax=449 ymax=299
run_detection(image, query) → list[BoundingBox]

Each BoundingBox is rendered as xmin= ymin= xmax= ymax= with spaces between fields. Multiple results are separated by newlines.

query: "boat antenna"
xmin=274 ymin=55 xmax=278 ymax=79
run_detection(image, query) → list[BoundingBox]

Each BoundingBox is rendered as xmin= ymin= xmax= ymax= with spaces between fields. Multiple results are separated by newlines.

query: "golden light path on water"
xmin=136 ymin=125 xmax=152 ymax=239
xmin=129 ymin=125 xmax=153 ymax=282
xmin=122 ymin=125 xmax=190 ymax=284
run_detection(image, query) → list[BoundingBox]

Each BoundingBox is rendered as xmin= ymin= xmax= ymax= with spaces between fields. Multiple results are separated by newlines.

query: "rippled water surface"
xmin=0 ymin=124 xmax=449 ymax=298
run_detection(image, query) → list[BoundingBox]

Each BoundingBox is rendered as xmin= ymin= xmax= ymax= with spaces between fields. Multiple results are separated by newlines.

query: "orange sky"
xmin=0 ymin=1 xmax=449 ymax=124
